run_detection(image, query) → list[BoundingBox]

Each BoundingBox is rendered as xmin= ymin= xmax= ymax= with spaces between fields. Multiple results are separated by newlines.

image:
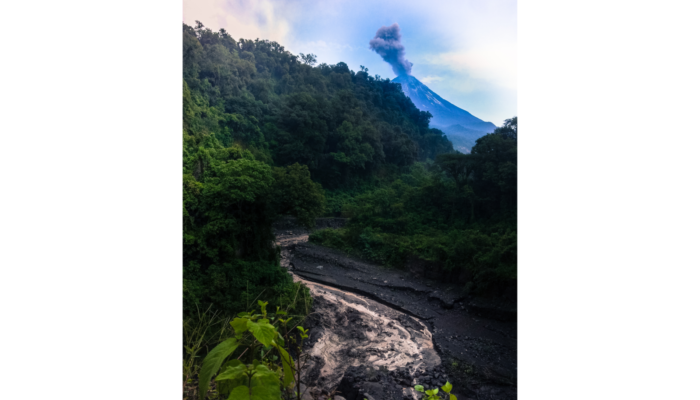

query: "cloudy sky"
xmin=183 ymin=0 xmax=516 ymax=126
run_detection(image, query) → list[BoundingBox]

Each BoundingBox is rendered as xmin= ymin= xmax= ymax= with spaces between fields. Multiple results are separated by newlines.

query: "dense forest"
xmin=183 ymin=21 xmax=456 ymax=317
xmin=311 ymin=118 xmax=517 ymax=294
xmin=182 ymin=20 xmax=516 ymax=317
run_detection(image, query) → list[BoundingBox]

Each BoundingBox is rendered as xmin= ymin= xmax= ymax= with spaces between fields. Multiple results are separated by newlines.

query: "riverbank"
xmin=274 ymin=219 xmax=517 ymax=400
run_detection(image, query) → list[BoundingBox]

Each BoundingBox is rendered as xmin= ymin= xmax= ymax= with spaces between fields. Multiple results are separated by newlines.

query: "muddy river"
xmin=274 ymin=220 xmax=517 ymax=400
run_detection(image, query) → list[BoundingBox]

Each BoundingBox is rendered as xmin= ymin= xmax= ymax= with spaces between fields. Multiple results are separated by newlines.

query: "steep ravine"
xmin=274 ymin=219 xmax=517 ymax=400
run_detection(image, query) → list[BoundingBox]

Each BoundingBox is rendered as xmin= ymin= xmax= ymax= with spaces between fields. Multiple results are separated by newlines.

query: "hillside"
xmin=183 ymin=22 xmax=453 ymax=190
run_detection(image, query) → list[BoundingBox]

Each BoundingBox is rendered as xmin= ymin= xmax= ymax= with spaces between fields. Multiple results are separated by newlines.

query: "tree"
xmin=435 ymin=153 xmax=479 ymax=190
xmin=270 ymin=163 xmax=326 ymax=228
xmin=298 ymin=53 xmax=317 ymax=66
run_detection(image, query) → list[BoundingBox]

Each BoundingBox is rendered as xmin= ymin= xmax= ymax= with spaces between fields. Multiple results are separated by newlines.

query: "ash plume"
xmin=369 ymin=23 xmax=413 ymax=76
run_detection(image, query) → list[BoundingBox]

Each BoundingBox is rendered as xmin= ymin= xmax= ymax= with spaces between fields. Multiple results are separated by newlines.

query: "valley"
xmin=275 ymin=219 xmax=517 ymax=400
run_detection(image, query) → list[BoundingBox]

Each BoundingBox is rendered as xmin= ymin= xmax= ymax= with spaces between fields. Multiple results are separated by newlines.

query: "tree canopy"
xmin=183 ymin=22 xmax=453 ymax=189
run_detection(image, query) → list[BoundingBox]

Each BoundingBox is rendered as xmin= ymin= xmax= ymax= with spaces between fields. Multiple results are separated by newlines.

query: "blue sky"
xmin=183 ymin=0 xmax=516 ymax=126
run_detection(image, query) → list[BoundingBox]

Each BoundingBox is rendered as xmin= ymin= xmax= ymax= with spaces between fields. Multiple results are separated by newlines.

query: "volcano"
xmin=392 ymin=74 xmax=496 ymax=152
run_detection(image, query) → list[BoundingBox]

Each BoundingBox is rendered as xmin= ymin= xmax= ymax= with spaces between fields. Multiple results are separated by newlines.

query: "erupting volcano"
xmin=370 ymin=24 xmax=497 ymax=152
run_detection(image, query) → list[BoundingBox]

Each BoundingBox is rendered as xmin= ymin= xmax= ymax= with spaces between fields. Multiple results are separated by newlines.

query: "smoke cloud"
xmin=369 ymin=23 xmax=412 ymax=76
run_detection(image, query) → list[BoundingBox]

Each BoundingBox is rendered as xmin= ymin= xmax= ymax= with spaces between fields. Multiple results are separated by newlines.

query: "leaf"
xmin=226 ymin=365 xmax=281 ymax=400
xmin=296 ymin=326 xmax=308 ymax=338
xmin=247 ymin=320 xmax=277 ymax=346
xmin=258 ymin=300 xmax=268 ymax=315
xmin=217 ymin=360 xmax=244 ymax=397
xmin=414 ymin=385 xmax=424 ymax=392
xmin=441 ymin=381 xmax=453 ymax=393
xmin=271 ymin=341 xmax=295 ymax=388
xmin=450 ymin=394 xmax=458 ymax=400
xmin=198 ymin=338 xmax=239 ymax=400
xmin=277 ymin=333 xmax=285 ymax=345
xmin=229 ymin=385 xmax=251 ymax=399
xmin=215 ymin=362 xmax=246 ymax=381
xmin=230 ymin=318 xmax=249 ymax=334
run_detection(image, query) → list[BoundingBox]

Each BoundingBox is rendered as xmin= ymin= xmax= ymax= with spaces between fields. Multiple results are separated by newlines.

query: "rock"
xmin=296 ymin=383 xmax=314 ymax=400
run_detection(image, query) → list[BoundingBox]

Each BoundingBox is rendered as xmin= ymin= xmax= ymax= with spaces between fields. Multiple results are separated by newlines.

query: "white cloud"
xmin=183 ymin=0 xmax=292 ymax=44
xmin=302 ymin=40 xmax=356 ymax=52
xmin=427 ymin=43 xmax=517 ymax=90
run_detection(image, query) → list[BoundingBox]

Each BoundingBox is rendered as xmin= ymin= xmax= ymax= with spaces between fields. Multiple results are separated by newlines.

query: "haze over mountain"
xmin=393 ymin=74 xmax=496 ymax=152
xmin=392 ymin=74 xmax=495 ymax=131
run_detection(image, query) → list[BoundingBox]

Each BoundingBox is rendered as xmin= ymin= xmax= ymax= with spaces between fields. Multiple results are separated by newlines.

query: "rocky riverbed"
xmin=274 ymin=219 xmax=517 ymax=400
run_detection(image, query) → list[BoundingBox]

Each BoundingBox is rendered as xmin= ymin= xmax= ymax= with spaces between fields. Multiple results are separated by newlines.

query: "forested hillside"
xmin=311 ymin=118 xmax=517 ymax=295
xmin=183 ymin=22 xmax=453 ymax=190
xmin=182 ymin=22 xmax=457 ymax=317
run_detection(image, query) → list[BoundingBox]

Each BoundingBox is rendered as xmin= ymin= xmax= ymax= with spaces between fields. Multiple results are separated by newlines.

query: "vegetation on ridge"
xmin=310 ymin=118 xmax=517 ymax=295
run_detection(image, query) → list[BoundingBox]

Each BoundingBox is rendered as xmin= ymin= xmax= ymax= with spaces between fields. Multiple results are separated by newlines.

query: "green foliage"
xmin=414 ymin=381 xmax=457 ymax=400
xmin=182 ymin=21 xmax=460 ymax=318
xmin=183 ymin=22 xmax=453 ymax=190
xmin=183 ymin=91 xmax=323 ymax=317
xmin=199 ymin=301 xmax=311 ymax=400
xmin=309 ymin=118 xmax=517 ymax=294
xmin=216 ymin=363 xmax=281 ymax=400
xmin=198 ymin=338 xmax=239 ymax=400
xmin=183 ymin=305 xmax=233 ymax=387
xmin=270 ymin=163 xmax=325 ymax=228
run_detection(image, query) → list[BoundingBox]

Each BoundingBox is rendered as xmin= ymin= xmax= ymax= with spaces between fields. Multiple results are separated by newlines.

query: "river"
xmin=274 ymin=219 xmax=517 ymax=400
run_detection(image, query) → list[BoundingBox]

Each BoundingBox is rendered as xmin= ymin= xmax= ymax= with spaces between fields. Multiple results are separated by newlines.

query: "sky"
xmin=183 ymin=0 xmax=516 ymax=126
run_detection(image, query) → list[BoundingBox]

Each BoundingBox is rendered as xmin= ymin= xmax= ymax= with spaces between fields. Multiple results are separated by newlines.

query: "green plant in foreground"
xmin=414 ymin=381 xmax=457 ymax=400
xmin=183 ymin=304 xmax=232 ymax=393
xmin=198 ymin=300 xmax=309 ymax=400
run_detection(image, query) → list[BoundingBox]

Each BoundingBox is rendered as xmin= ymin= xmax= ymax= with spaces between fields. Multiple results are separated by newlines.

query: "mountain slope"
xmin=392 ymin=74 xmax=496 ymax=133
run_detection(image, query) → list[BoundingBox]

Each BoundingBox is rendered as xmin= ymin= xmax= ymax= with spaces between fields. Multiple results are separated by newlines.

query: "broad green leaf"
xmin=217 ymin=360 xmax=244 ymax=398
xmin=198 ymin=338 xmax=238 ymax=400
xmin=227 ymin=365 xmax=281 ymax=400
xmin=229 ymin=385 xmax=251 ymax=399
xmin=414 ymin=385 xmax=424 ymax=392
xmin=272 ymin=341 xmax=295 ymax=388
xmin=215 ymin=362 xmax=246 ymax=381
xmin=231 ymin=318 xmax=248 ymax=334
xmin=450 ymin=394 xmax=458 ymax=400
xmin=247 ymin=320 xmax=277 ymax=346
xmin=441 ymin=381 xmax=453 ymax=393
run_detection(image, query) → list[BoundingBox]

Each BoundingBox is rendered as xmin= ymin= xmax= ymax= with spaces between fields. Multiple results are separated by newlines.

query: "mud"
xmin=274 ymin=220 xmax=517 ymax=400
